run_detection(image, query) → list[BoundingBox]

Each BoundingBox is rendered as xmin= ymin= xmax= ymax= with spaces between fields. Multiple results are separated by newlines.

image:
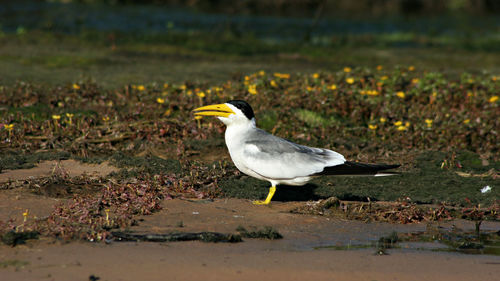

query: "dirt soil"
xmin=0 ymin=160 xmax=118 ymax=184
xmin=1 ymin=162 xmax=499 ymax=281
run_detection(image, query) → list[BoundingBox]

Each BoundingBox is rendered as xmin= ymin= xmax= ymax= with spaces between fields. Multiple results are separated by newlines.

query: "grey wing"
xmin=242 ymin=129 xmax=346 ymax=179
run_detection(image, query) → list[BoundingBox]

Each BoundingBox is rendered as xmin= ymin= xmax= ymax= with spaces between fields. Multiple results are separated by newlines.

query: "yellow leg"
xmin=253 ymin=186 xmax=276 ymax=205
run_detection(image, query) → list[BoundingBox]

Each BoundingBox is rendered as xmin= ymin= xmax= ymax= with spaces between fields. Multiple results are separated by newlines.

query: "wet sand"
xmin=1 ymin=198 xmax=499 ymax=281
xmin=1 ymin=238 xmax=499 ymax=281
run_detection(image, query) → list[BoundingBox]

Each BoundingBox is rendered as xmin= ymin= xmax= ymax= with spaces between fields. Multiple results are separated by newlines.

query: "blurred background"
xmin=0 ymin=0 xmax=499 ymax=87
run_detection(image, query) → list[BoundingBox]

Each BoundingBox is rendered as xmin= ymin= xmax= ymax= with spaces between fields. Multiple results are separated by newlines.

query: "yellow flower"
xmin=346 ymin=78 xmax=354 ymax=84
xmin=23 ymin=209 xmax=29 ymax=222
xmin=366 ymin=90 xmax=379 ymax=96
xmin=196 ymin=92 xmax=205 ymax=98
xmin=405 ymin=121 xmax=410 ymax=127
xmin=489 ymin=96 xmax=498 ymax=103
xmin=425 ymin=119 xmax=433 ymax=127
xmin=4 ymin=124 xmax=14 ymax=131
xmin=274 ymin=73 xmax=290 ymax=79
xmin=397 ymin=126 xmax=407 ymax=131
xmin=492 ymin=76 xmax=498 ymax=81
xmin=306 ymin=86 xmax=314 ymax=92
xmin=259 ymin=70 xmax=265 ymax=76
xmin=467 ymin=92 xmax=473 ymax=97
xmin=396 ymin=91 xmax=405 ymax=98
xmin=244 ymin=76 xmax=250 ymax=81
xmin=72 ymin=83 xmax=80 ymax=90
xmin=329 ymin=84 xmax=337 ymax=90
xmin=376 ymin=82 xmax=383 ymax=87
xmin=379 ymin=117 xmax=386 ymax=123
xmin=376 ymin=65 xmax=383 ymax=71
xmin=102 ymin=116 xmax=110 ymax=122
xmin=137 ymin=85 xmax=145 ymax=91
xmin=312 ymin=73 xmax=319 ymax=79
xmin=368 ymin=124 xmax=378 ymax=130
xmin=411 ymin=78 xmax=419 ymax=84
xmin=408 ymin=66 xmax=415 ymax=71
xmin=432 ymin=92 xmax=437 ymax=97
xmin=179 ymin=84 xmax=187 ymax=90
xmin=381 ymin=75 xmax=388 ymax=81
xmin=157 ymin=97 xmax=165 ymax=104
xmin=186 ymin=90 xmax=193 ymax=96
xmin=394 ymin=121 xmax=403 ymax=126
xmin=194 ymin=116 xmax=202 ymax=120
xmin=163 ymin=83 xmax=169 ymax=88
xmin=52 ymin=115 xmax=61 ymax=120
xmin=463 ymin=119 xmax=470 ymax=124
xmin=248 ymin=84 xmax=258 ymax=95
xmin=343 ymin=67 xmax=352 ymax=73
xmin=270 ymin=80 xmax=278 ymax=88
xmin=164 ymin=108 xmax=172 ymax=116
xmin=65 ymin=113 xmax=74 ymax=124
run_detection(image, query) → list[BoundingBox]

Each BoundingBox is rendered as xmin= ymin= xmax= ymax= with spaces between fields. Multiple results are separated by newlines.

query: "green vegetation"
xmin=0 ymin=66 xmax=498 ymax=206
xmin=1 ymin=30 xmax=500 ymax=87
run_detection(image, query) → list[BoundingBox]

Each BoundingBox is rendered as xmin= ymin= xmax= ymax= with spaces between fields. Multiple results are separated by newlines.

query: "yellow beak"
xmin=193 ymin=103 xmax=235 ymax=118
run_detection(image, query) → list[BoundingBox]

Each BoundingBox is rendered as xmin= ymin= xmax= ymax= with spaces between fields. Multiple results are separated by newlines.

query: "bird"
xmin=193 ymin=100 xmax=400 ymax=205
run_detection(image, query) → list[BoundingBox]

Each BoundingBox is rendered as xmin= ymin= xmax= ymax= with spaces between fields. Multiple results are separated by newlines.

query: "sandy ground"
xmin=1 ymin=198 xmax=499 ymax=281
xmin=1 ymin=161 xmax=499 ymax=281
xmin=0 ymin=160 xmax=118 ymax=184
xmin=2 ymin=239 xmax=500 ymax=281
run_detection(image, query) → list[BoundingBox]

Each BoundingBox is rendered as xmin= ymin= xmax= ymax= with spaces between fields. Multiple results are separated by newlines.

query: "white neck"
xmin=223 ymin=117 xmax=256 ymax=150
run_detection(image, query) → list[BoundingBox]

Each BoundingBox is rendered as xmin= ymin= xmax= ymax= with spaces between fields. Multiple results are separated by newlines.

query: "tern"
xmin=193 ymin=100 xmax=400 ymax=205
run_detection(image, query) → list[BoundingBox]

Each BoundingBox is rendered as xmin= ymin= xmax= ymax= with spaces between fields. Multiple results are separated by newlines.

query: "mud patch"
xmin=1 ymin=230 xmax=39 ymax=247
xmin=317 ymin=223 xmax=500 ymax=256
xmin=0 ymin=150 xmax=70 ymax=172
xmin=0 ymin=159 xmax=118 ymax=184
xmin=112 ymin=231 xmax=242 ymax=243
xmin=27 ymin=176 xmax=104 ymax=198
xmin=236 ymin=226 xmax=283 ymax=240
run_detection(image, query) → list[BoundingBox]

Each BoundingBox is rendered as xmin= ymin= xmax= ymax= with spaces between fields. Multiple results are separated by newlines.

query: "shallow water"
xmin=1 ymin=1 xmax=499 ymax=44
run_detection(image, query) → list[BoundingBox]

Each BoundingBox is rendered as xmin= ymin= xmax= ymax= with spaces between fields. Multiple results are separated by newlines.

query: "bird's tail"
xmin=318 ymin=161 xmax=400 ymax=176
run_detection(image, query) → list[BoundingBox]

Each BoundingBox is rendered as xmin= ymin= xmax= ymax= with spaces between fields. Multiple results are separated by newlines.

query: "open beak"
xmin=193 ymin=103 xmax=235 ymax=118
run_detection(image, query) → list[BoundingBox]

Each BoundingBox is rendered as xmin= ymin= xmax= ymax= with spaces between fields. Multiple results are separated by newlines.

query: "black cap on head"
xmin=227 ymin=100 xmax=255 ymax=120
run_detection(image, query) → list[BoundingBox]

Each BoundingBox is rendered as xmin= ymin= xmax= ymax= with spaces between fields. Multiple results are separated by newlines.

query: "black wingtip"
xmin=318 ymin=161 xmax=400 ymax=176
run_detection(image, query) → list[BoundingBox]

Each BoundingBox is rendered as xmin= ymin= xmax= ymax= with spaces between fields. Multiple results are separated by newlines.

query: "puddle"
xmin=317 ymin=225 xmax=500 ymax=256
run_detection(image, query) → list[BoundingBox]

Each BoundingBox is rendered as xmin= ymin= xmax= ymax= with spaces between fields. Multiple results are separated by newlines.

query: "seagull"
xmin=193 ymin=100 xmax=400 ymax=205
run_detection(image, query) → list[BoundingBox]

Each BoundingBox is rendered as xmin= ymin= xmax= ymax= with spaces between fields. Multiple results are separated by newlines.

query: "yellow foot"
xmin=252 ymin=200 xmax=270 ymax=205
xmin=252 ymin=186 xmax=276 ymax=205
